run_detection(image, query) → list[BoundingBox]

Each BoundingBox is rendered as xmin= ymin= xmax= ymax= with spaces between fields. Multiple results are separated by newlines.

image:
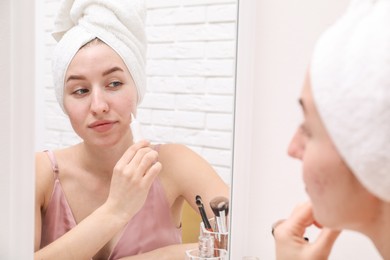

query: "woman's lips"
xmin=88 ymin=120 xmax=117 ymax=132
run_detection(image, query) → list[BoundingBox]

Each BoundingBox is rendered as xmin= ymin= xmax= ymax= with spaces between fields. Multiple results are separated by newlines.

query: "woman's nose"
xmin=90 ymin=89 xmax=109 ymax=114
xmin=287 ymin=129 xmax=304 ymax=160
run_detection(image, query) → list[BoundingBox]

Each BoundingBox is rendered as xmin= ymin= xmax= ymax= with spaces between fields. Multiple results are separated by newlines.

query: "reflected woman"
xmin=34 ymin=0 xmax=228 ymax=259
xmin=273 ymin=0 xmax=390 ymax=259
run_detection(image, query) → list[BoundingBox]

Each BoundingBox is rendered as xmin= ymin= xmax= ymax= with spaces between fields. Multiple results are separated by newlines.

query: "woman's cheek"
xmin=302 ymin=148 xmax=328 ymax=197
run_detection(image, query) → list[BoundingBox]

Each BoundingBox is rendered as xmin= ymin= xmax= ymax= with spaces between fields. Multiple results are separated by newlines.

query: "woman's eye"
xmin=73 ymin=88 xmax=89 ymax=95
xmin=108 ymin=81 xmax=123 ymax=88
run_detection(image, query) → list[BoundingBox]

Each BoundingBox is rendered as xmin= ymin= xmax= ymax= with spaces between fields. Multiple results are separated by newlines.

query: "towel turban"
xmin=311 ymin=0 xmax=390 ymax=201
xmin=52 ymin=0 xmax=147 ymax=112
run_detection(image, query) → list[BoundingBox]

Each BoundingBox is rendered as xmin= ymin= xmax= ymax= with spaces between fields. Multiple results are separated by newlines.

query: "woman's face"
xmin=63 ymin=42 xmax=138 ymax=147
xmin=287 ymin=71 xmax=380 ymax=231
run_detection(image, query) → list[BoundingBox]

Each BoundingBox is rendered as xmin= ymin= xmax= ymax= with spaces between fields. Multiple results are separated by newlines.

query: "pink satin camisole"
xmin=40 ymin=150 xmax=182 ymax=259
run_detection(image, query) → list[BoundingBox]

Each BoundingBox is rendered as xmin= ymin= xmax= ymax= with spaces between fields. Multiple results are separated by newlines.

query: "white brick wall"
xmin=37 ymin=0 xmax=237 ymax=184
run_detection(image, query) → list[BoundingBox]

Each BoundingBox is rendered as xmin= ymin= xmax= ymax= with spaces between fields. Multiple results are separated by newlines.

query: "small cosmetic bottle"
xmin=198 ymin=233 xmax=214 ymax=258
xmin=185 ymin=232 xmax=228 ymax=259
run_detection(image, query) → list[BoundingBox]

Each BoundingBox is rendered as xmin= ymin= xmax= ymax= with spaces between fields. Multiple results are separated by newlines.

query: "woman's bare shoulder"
xmin=157 ymin=143 xmax=198 ymax=161
xmin=35 ymin=151 xmax=54 ymax=207
xmin=157 ymin=143 xmax=215 ymax=180
xmin=35 ymin=151 xmax=54 ymax=180
xmin=35 ymin=148 xmax=68 ymax=206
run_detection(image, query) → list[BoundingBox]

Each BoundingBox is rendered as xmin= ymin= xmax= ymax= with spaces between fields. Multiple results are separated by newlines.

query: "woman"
xmin=34 ymin=0 xmax=228 ymax=259
xmin=273 ymin=0 xmax=390 ymax=259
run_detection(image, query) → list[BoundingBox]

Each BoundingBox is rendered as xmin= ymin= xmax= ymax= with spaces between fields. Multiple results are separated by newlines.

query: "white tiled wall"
xmin=37 ymin=0 xmax=238 ymax=184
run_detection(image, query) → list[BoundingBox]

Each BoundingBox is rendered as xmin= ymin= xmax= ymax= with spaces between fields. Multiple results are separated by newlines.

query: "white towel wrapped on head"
xmin=311 ymin=0 xmax=390 ymax=202
xmin=52 ymin=0 xmax=147 ymax=112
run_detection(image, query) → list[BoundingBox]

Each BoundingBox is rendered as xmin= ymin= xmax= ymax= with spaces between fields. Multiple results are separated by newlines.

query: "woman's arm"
xmin=158 ymin=143 xmax=229 ymax=218
xmin=118 ymin=243 xmax=197 ymax=260
xmin=117 ymin=144 xmax=227 ymax=260
xmin=35 ymin=204 xmax=130 ymax=260
xmin=34 ymin=141 xmax=161 ymax=260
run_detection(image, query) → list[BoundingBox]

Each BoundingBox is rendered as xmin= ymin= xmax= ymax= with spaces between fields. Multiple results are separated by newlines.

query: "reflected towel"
xmin=52 ymin=0 xmax=147 ymax=111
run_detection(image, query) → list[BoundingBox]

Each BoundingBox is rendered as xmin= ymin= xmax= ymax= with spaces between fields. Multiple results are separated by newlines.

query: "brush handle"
xmin=196 ymin=195 xmax=213 ymax=231
xmin=130 ymin=114 xmax=143 ymax=143
xmin=198 ymin=206 xmax=212 ymax=231
xmin=219 ymin=213 xmax=227 ymax=233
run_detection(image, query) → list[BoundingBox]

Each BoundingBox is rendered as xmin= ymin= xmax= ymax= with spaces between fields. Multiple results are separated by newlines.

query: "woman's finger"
xmin=115 ymin=140 xmax=150 ymax=169
xmin=286 ymin=202 xmax=315 ymax=238
xmin=128 ymin=148 xmax=159 ymax=178
xmin=272 ymin=219 xmax=286 ymax=237
xmin=141 ymin=161 xmax=162 ymax=188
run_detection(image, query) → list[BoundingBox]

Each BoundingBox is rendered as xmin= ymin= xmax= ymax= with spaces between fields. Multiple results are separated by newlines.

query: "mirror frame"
xmin=229 ymin=0 xmax=256 ymax=258
xmin=0 ymin=0 xmax=35 ymax=258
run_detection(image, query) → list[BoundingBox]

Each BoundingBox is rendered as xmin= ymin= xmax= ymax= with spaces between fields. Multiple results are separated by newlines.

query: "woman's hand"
xmin=273 ymin=202 xmax=341 ymax=260
xmin=117 ymin=243 xmax=198 ymax=260
xmin=105 ymin=140 xmax=162 ymax=222
xmin=34 ymin=142 xmax=161 ymax=259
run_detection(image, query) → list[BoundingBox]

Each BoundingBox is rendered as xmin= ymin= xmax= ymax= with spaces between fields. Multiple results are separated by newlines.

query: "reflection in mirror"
xmin=36 ymin=1 xmax=237 ymax=184
xmin=35 ymin=0 xmax=238 ymax=258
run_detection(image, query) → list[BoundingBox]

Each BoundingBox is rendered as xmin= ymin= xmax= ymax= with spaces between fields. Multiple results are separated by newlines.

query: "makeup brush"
xmin=209 ymin=196 xmax=229 ymax=233
xmin=130 ymin=113 xmax=143 ymax=143
xmin=195 ymin=195 xmax=213 ymax=232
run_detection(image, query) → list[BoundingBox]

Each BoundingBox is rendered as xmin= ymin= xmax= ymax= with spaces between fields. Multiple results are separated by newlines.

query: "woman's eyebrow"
xmin=66 ymin=74 xmax=86 ymax=82
xmin=298 ymin=98 xmax=307 ymax=114
xmin=65 ymin=67 xmax=124 ymax=83
xmin=102 ymin=66 xmax=124 ymax=76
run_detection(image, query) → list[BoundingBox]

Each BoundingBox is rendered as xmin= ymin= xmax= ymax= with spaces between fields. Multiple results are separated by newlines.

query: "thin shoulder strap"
xmin=153 ymin=143 xmax=161 ymax=152
xmin=44 ymin=150 xmax=59 ymax=179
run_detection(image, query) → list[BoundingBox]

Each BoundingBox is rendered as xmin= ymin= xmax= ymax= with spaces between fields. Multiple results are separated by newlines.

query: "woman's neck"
xmin=76 ymin=135 xmax=133 ymax=177
xmin=365 ymin=202 xmax=390 ymax=259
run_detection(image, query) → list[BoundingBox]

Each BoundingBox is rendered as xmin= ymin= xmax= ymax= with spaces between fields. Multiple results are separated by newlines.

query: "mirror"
xmin=230 ymin=1 xmax=380 ymax=259
xmin=34 ymin=0 xmax=238 ymax=257
xmin=35 ymin=0 xmax=238 ymax=186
